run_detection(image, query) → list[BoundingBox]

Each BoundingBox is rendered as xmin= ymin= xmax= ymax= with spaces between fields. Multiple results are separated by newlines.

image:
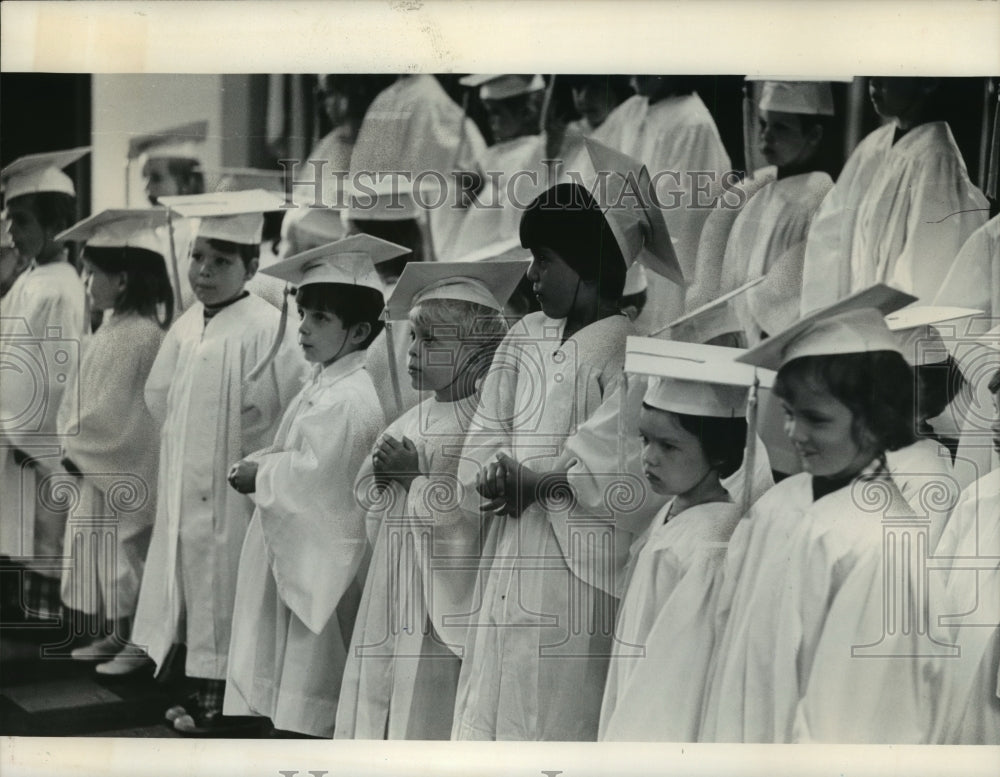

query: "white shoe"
xmin=94 ymin=645 xmax=151 ymax=676
xmin=70 ymin=635 xmax=125 ymax=661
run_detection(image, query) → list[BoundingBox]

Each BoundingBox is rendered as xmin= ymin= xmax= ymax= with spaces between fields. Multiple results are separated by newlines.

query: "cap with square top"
xmin=128 ymin=120 xmax=209 ymax=161
xmin=384 ymin=259 xmax=529 ymax=321
xmin=658 ymin=276 xmax=766 ymax=342
xmin=450 ymin=236 xmax=531 ymax=264
xmin=55 ymin=209 xmax=168 ymax=255
xmin=206 ymin=167 xmax=284 ymax=194
xmin=459 ymin=74 xmax=545 ymax=101
xmin=261 ymin=233 xmax=407 ymax=293
xmin=2 ymin=147 xmax=91 ymax=201
xmin=160 ymin=189 xmax=286 ymax=245
xmin=757 ymin=80 xmax=835 ymax=116
xmin=583 ymin=138 xmax=684 ymax=285
xmin=737 ymin=284 xmax=917 ymax=371
xmin=885 ymin=305 xmax=983 ymax=366
xmin=345 ymin=177 xmax=439 ymax=222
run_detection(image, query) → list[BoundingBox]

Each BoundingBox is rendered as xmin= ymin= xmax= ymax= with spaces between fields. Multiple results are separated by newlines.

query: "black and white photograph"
xmin=1 ymin=2 xmax=998 ymax=775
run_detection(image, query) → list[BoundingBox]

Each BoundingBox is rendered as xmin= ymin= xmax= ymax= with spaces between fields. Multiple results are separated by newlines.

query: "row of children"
xmin=1 ymin=80 xmax=998 ymax=742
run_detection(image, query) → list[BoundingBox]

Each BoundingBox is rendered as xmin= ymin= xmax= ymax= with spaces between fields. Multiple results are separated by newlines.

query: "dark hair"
xmin=83 ymin=245 xmax=175 ymax=328
xmin=620 ymin=287 xmax=648 ymax=318
xmin=640 ymin=405 xmax=748 ymax=479
xmin=914 ymin=356 xmax=968 ymax=423
xmin=988 ymin=368 xmax=1000 ymax=396
xmin=348 ymin=217 xmax=422 ymax=281
xmin=295 ymin=282 xmax=384 ymax=350
xmin=773 ymin=351 xmax=917 ymax=459
xmin=142 ymin=156 xmax=204 ymax=196
xmin=519 ymin=183 xmax=626 ymax=299
xmin=206 ymin=237 xmax=259 ymax=269
xmin=10 ymin=191 xmax=76 ymax=233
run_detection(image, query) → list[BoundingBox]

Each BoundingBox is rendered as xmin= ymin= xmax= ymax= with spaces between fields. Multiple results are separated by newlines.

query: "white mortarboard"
xmin=384 ymin=259 xmax=529 ymax=321
xmin=623 ymin=264 xmax=648 ymax=296
xmin=159 ymin=189 xmax=286 ymax=245
xmin=583 ymin=137 xmax=684 ymax=285
xmin=55 ymin=209 xmax=168 ymax=255
xmin=627 ymin=337 xmax=775 ymax=418
xmin=451 ymin=236 xmax=532 ymax=264
xmin=1 ymin=147 xmax=91 ymax=201
xmin=287 ymin=207 xmax=347 ymax=246
xmin=885 ymin=306 xmax=983 ymax=366
xmin=758 ymin=81 xmax=835 ymax=116
xmin=659 ymin=277 xmax=766 ymax=342
xmin=345 ymin=177 xmax=439 ymax=222
xmin=261 ymin=233 xmax=405 ymax=293
xmin=205 ymin=167 xmax=284 ymax=194
xmin=127 ymin=120 xmax=209 ymax=162
xmin=737 ymin=284 xmax=917 ymax=371
xmin=459 ymin=74 xmax=545 ymax=101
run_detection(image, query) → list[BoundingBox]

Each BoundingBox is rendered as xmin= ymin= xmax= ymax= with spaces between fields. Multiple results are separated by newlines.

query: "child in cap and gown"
xmin=223 ymin=235 xmax=399 ymax=738
xmin=719 ymin=81 xmax=835 ymax=344
xmin=800 ymin=77 xmax=988 ymax=315
xmin=131 ymin=192 xmax=308 ymax=734
xmin=0 ymin=148 xmax=89 ymax=622
xmin=335 ymin=259 xmax=525 ymax=740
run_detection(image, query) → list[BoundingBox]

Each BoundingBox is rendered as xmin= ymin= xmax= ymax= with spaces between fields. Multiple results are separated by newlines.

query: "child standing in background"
xmin=131 ymin=190 xmax=308 ymax=735
xmin=54 ymin=210 xmax=174 ymax=675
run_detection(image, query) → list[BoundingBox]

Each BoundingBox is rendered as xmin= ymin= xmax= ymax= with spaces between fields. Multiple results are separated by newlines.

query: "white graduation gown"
xmin=800 ymin=121 xmax=988 ymax=315
xmin=592 ymin=93 xmax=732 ymax=331
xmin=599 ymin=499 xmax=742 ymax=742
xmin=0 ymin=260 xmax=86 ymax=574
xmin=451 ymin=311 xmax=632 ymax=741
xmin=934 ymin=215 xmax=1000 ymax=318
xmin=132 ymin=294 xmax=308 ymax=680
xmin=349 ymin=75 xmax=487 ymax=261
xmin=224 ymin=352 xmax=382 ymax=737
xmin=721 ymin=171 xmax=833 ymax=343
xmin=335 ymin=393 xmax=482 ymax=740
xmin=57 ymin=312 xmax=165 ymax=619
xmin=443 ymin=134 xmax=549 ymax=262
xmin=928 ymin=469 xmax=1000 ymax=744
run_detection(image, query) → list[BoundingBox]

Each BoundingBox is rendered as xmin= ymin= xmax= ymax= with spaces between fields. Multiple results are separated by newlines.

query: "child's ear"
xmin=244 ymin=256 xmax=259 ymax=280
xmin=116 ymin=271 xmax=128 ymax=292
xmin=350 ymin=321 xmax=372 ymax=346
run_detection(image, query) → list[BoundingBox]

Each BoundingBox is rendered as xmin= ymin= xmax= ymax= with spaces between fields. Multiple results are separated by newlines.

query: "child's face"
xmin=143 ymin=158 xmax=181 ymax=206
xmin=297 ymin=303 xmax=351 ymax=366
xmin=407 ymin=318 xmax=464 ymax=394
xmin=484 ymin=97 xmax=535 ymax=142
xmin=6 ymin=199 xmax=51 ymax=263
xmin=81 ymin=258 xmax=124 ymax=312
xmin=638 ymin=406 xmax=715 ymax=497
xmin=759 ymin=110 xmax=819 ymax=169
xmin=868 ymin=77 xmax=931 ymax=121
xmin=526 ymin=247 xmax=589 ymax=320
xmin=779 ymin=374 xmax=876 ymax=478
xmin=572 ymin=84 xmax=616 ymax=129
xmin=188 ymin=237 xmax=255 ymax=306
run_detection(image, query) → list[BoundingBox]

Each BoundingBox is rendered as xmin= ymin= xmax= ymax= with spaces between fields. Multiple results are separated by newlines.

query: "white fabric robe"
xmin=132 ymin=294 xmax=308 ymax=679
xmin=335 ymin=393 xmax=482 ymax=740
xmin=57 ymin=312 xmax=165 ymax=619
xmin=0 ymin=260 xmax=86 ymax=575
xmin=721 ymin=171 xmax=833 ymax=343
xmin=599 ymin=499 xmax=742 ymax=741
xmin=592 ymin=93 xmax=732 ymax=332
xmin=451 ymin=311 xmax=632 ymax=741
xmin=349 ymin=75 xmax=487 ymax=261
xmin=443 ymin=134 xmax=549 ymax=262
xmin=934 ymin=215 xmax=1000 ymax=319
xmin=928 ymin=469 xmax=1000 ymax=744
xmin=800 ymin=121 xmax=988 ymax=315
xmin=224 ymin=352 xmax=382 ymax=737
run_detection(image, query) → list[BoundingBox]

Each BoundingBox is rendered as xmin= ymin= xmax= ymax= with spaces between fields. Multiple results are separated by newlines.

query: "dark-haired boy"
xmin=133 ymin=191 xmax=309 ymax=734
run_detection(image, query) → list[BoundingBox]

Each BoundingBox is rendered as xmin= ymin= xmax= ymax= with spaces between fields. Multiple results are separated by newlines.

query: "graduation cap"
xmin=459 ymin=74 xmax=545 ymax=101
xmin=885 ymin=305 xmax=983 ymax=366
xmin=625 ymin=336 xmax=775 ymax=511
xmin=656 ymin=276 xmax=766 ymax=342
xmin=449 ymin=235 xmax=532 ymax=264
xmin=737 ymin=283 xmax=917 ymax=371
xmin=55 ymin=208 xmax=168 ymax=255
xmin=284 ymin=207 xmax=347 ymax=252
xmin=159 ymin=189 xmax=286 ymax=245
xmin=583 ymin=137 xmax=684 ymax=285
xmin=383 ymin=259 xmax=530 ymax=321
xmin=205 ymin=167 xmax=284 ymax=194
xmin=261 ymin=233 xmax=403 ymax=293
xmin=1 ymin=147 xmax=91 ymax=201
xmin=127 ymin=120 xmax=209 ymax=162
xmin=345 ymin=177 xmax=439 ymax=223
xmin=757 ymin=81 xmax=835 ymax=116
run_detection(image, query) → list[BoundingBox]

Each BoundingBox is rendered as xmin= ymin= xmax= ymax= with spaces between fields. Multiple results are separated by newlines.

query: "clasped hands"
xmin=371 ymin=434 xmax=420 ymax=490
xmin=476 ymin=452 xmax=544 ymax=518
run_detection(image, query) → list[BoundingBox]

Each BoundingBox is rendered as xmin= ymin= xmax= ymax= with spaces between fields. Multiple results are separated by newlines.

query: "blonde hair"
xmin=409 ymin=298 xmax=508 ymax=386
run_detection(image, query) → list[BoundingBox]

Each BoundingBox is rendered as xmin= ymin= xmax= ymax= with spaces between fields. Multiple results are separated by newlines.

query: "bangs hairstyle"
xmin=9 ymin=191 xmax=76 ymax=233
xmin=295 ymin=282 xmax=385 ymax=350
xmin=205 ymin=237 xmax=259 ymax=269
xmin=83 ymin=245 xmax=175 ymax=328
xmin=409 ymin=297 xmax=509 ymax=385
xmin=519 ymin=182 xmax=627 ymax=300
xmin=773 ymin=351 xmax=917 ymax=459
xmin=642 ymin=403 xmax=748 ymax=479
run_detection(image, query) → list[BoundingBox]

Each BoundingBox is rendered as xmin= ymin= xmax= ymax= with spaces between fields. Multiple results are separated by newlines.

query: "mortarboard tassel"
xmin=165 ymin=209 xmax=185 ymax=316
xmin=383 ymin=316 xmax=405 ymax=419
xmin=247 ymin=283 xmax=291 ymax=381
xmin=741 ymin=376 xmax=760 ymax=515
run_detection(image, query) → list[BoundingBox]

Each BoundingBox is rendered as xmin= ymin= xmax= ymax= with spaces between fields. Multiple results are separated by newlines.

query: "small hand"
xmin=477 ymin=452 xmax=540 ymax=518
xmin=227 ymin=459 xmax=258 ymax=494
xmin=372 ymin=434 xmax=420 ymax=490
